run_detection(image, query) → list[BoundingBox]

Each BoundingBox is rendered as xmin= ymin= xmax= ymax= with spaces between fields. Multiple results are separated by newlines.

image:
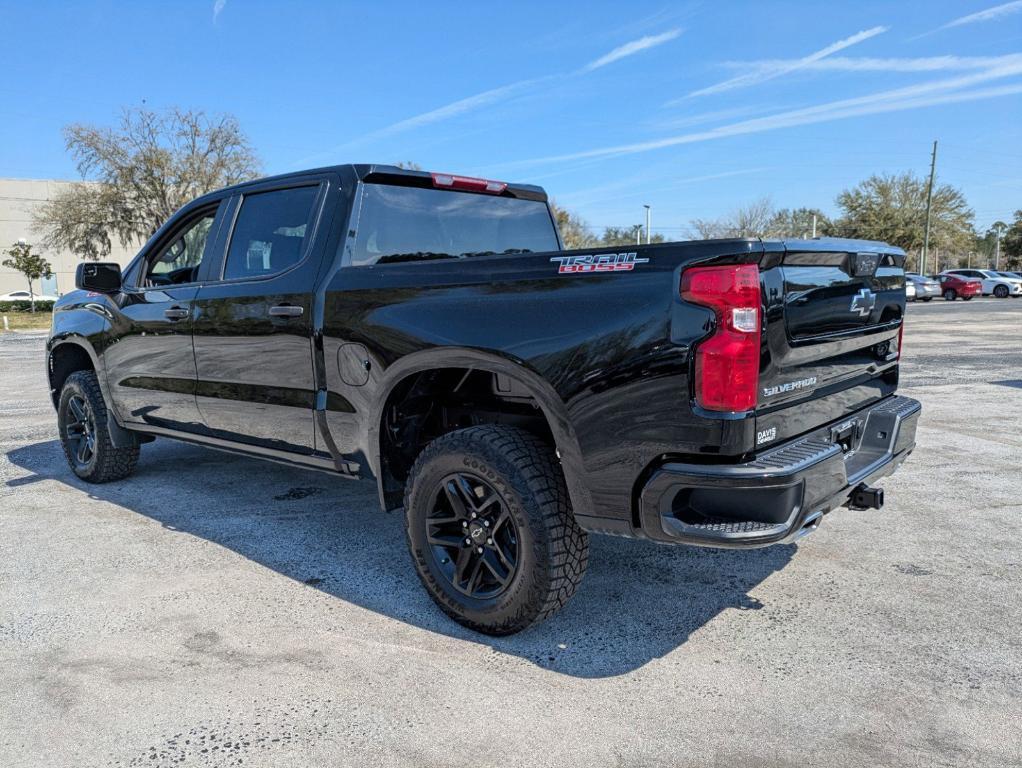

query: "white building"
xmin=0 ymin=178 xmax=137 ymax=297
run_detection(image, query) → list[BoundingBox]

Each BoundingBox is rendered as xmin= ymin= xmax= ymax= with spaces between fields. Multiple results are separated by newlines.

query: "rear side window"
xmin=223 ymin=185 xmax=319 ymax=280
xmin=350 ymin=184 xmax=558 ymax=266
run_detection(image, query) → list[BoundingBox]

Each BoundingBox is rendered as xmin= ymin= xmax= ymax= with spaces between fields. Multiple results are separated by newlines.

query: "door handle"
xmin=164 ymin=307 xmax=189 ymax=320
xmin=269 ymin=305 xmax=304 ymax=318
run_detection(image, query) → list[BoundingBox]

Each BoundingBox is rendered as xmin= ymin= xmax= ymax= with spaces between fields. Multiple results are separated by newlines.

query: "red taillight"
xmin=430 ymin=172 xmax=507 ymax=195
xmin=897 ymin=319 xmax=904 ymax=360
xmin=680 ymin=264 xmax=761 ymax=412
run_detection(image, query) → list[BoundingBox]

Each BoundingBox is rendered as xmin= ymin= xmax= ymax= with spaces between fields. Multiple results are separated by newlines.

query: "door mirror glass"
xmin=75 ymin=262 xmax=122 ymax=293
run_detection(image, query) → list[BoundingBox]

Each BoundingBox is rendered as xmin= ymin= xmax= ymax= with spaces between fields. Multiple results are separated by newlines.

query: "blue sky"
xmin=1 ymin=1 xmax=1020 ymax=236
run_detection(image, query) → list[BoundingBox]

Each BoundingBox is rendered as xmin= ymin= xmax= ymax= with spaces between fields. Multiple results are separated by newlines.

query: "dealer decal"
xmin=550 ymin=251 xmax=649 ymax=275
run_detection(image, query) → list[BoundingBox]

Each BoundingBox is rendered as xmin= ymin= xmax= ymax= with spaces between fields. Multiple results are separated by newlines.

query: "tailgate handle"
xmin=269 ymin=305 xmax=303 ymax=318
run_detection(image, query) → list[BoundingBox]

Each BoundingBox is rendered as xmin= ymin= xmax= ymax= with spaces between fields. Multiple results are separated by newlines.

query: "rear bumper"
xmin=633 ymin=395 xmax=921 ymax=548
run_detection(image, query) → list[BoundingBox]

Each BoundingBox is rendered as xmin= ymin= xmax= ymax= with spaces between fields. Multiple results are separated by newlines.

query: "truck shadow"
xmin=7 ymin=438 xmax=796 ymax=679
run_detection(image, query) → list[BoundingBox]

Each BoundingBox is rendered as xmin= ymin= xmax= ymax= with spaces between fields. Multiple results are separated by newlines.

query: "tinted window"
xmin=143 ymin=208 xmax=218 ymax=287
xmin=350 ymin=184 xmax=558 ymax=266
xmin=223 ymin=186 xmax=319 ymax=280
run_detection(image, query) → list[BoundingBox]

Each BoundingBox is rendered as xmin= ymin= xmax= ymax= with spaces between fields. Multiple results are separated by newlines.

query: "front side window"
xmin=350 ymin=184 xmax=559 ymax=266
xmin=144 ymin=209 xmax=217 ymax=287
xmin=223 ymin=185 xmax=319 ymax=280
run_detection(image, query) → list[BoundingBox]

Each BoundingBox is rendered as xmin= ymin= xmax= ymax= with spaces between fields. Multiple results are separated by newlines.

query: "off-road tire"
xmin=404 ymin=425 xmax=589 ymax=635
xmin=58 ymin=370 xmax=140 ymax=483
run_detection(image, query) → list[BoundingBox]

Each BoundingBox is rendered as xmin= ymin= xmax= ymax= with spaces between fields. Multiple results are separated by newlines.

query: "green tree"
xmin=1001 ymin=211 xmax=1022 ymax=270
xmin=766 ymin=207 xmax=833 ymax=239
xmin=599 ymin=225 xmax=665 ymax=246
xmin=990 ymin=219 xmax=1011 ymax=270
xmin=549 ymin=201 xmax=598 ymax=250
xmin=34 ymin=107 xmax=261 ymax=260
xmin=2 ymin=242 xmax=53 ymax=312
xmin=834 ymin=172 xmax=974 ymax=271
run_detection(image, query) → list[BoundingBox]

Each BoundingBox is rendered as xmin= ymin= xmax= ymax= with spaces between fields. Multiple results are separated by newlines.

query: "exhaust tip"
xmin=849 ymin=484 xmax=884 ymax=510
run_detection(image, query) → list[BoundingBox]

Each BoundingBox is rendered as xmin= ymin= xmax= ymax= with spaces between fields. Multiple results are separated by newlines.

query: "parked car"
xmin=940 ymin=269 xmax=1022 ymax=298
xmin=934 ymin=273 xmax=982 ymax=301
xmin=995 ymin=271 xmax=1022 ymax=289
xmin=905 ymin=273 xmax=940 ymax=301
xmin=0 ymin=289 xmax=59 ymax=303
xmin=46 ymin=164 xmax=920 ymax=635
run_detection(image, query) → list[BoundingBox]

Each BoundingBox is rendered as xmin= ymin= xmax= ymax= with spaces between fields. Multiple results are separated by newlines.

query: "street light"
xmin=643 ymin=205 xmax=651 ymax=245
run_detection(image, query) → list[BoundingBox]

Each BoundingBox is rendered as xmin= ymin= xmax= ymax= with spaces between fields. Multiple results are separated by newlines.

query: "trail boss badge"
xmin=551 ymin=251 xmax=649 ymax=275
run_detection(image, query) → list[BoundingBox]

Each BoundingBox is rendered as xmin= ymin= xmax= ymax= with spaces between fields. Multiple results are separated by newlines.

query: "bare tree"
xmin=34 ymin=107 xmax=261 ymax=260
xmin=689 ymin=198 xmax=775 ymax=239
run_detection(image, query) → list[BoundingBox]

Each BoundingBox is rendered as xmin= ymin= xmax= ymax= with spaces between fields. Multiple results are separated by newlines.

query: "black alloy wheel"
xmin=427 ymin=472 xmax=519 ymax=598
xmin=64 ymin=394 xmax=97 ymax=469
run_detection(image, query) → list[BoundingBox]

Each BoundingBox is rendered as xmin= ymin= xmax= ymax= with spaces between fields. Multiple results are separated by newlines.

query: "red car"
xmin=934 ymin=273 xmax=982 ymax=301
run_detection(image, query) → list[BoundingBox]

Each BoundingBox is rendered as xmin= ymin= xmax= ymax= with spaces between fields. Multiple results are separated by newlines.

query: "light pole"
xmin=643 ymin=205 xmax=651 ymax=245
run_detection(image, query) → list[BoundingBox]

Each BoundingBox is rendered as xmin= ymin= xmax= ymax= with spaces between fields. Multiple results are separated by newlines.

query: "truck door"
xmin=104 ymin=201 xmax=228 ymax=431
xmin=190 ymin=178 xmax=335 ymax=453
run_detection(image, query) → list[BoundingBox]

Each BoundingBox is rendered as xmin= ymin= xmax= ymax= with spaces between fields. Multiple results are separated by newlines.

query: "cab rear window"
xmin=350 ymin=184 xmax=558 ymax=266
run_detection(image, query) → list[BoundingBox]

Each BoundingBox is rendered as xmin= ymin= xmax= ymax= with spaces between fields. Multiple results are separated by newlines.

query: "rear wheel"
xmin=58 ymin=371 xmax=139 ymax=482
xmin=994 ymin=284 xmax=1009 ymax=298
xmin=943 ymin=289 xmax=957 ymax=301
xmin=404 ymin=425 xmax=589 ymax=635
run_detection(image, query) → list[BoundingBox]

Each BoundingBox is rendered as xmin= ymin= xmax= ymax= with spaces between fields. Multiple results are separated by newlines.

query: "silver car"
xmin=905 ymin=273 xmax=940 ymax=302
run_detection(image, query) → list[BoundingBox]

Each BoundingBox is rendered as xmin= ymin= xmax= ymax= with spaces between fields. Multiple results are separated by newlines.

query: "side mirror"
xmin=75 ymin=262 xmax=122 ymax=293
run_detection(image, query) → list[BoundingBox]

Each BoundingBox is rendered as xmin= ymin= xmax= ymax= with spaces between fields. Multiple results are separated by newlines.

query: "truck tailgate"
xmin=754 ymin=240 xmax=905 ymax=448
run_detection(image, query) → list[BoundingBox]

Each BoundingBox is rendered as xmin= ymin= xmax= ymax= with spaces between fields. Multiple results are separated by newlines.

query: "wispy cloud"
xmin=506 ymin=55 xmax=1022 ymax=167
xmin=213 ymin=0 xmax=226 ymax=23
xmin=939 ymin=1 xmax=1022 ymax=30
xmin=720 ymin=55 xmax=1017 ymax=74
xmin=677 ymin=26 xmax=887 ymax=101
xmin=363 ymin=79 xmax=543 ymax=141
xmin=559 ymin=167 xmax=769 ymax=208
xmin=582 ymin=28 xmax=683 ymax=72
xmin=294 ymin=27 xmax=683 ymax=166
xmin=650 ymin=105 xmax=762 ymax=131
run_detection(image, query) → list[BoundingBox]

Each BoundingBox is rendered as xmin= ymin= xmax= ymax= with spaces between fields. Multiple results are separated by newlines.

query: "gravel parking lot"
xmin=2 ymin=298 xmax=1021 ymax=768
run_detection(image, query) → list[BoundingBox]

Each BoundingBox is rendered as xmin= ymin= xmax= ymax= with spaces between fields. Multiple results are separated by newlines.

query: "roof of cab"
xmin=191 ymin=164 xmax=548 ymax=204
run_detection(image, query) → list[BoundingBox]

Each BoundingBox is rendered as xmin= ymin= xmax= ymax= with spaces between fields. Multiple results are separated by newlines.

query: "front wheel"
xmin=993 ymin=284 xmax=1009 ymax=298
xmin=943 ymin=289 xmax=957 ymax=301
xmin=404 ymin=425 xmax=589 ymax=635
xmin=58 ymin=371 xmax=140 ymax=482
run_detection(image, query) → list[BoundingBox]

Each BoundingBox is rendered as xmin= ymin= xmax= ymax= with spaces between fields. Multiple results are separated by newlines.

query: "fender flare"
xmin=367 ymin=347 xmax=593 ymax=517
xmin=47 ymin=334 xmax=136 ymax=449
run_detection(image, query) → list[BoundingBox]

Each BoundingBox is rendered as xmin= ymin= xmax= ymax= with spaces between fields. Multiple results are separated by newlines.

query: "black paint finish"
xmin=47 ymin=164 xmax=911 ymax=534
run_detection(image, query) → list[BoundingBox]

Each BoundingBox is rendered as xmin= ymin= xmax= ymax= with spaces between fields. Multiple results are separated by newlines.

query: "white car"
xmin=0 ymin=290 xmax=59 ymax=302
xmin=940 ymin=269 xmax=1022 ymax=298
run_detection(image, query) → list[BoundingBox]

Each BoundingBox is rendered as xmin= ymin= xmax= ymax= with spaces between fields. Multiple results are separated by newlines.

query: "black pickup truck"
xmin=48 ymin=164 xmax=920 ymax=635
